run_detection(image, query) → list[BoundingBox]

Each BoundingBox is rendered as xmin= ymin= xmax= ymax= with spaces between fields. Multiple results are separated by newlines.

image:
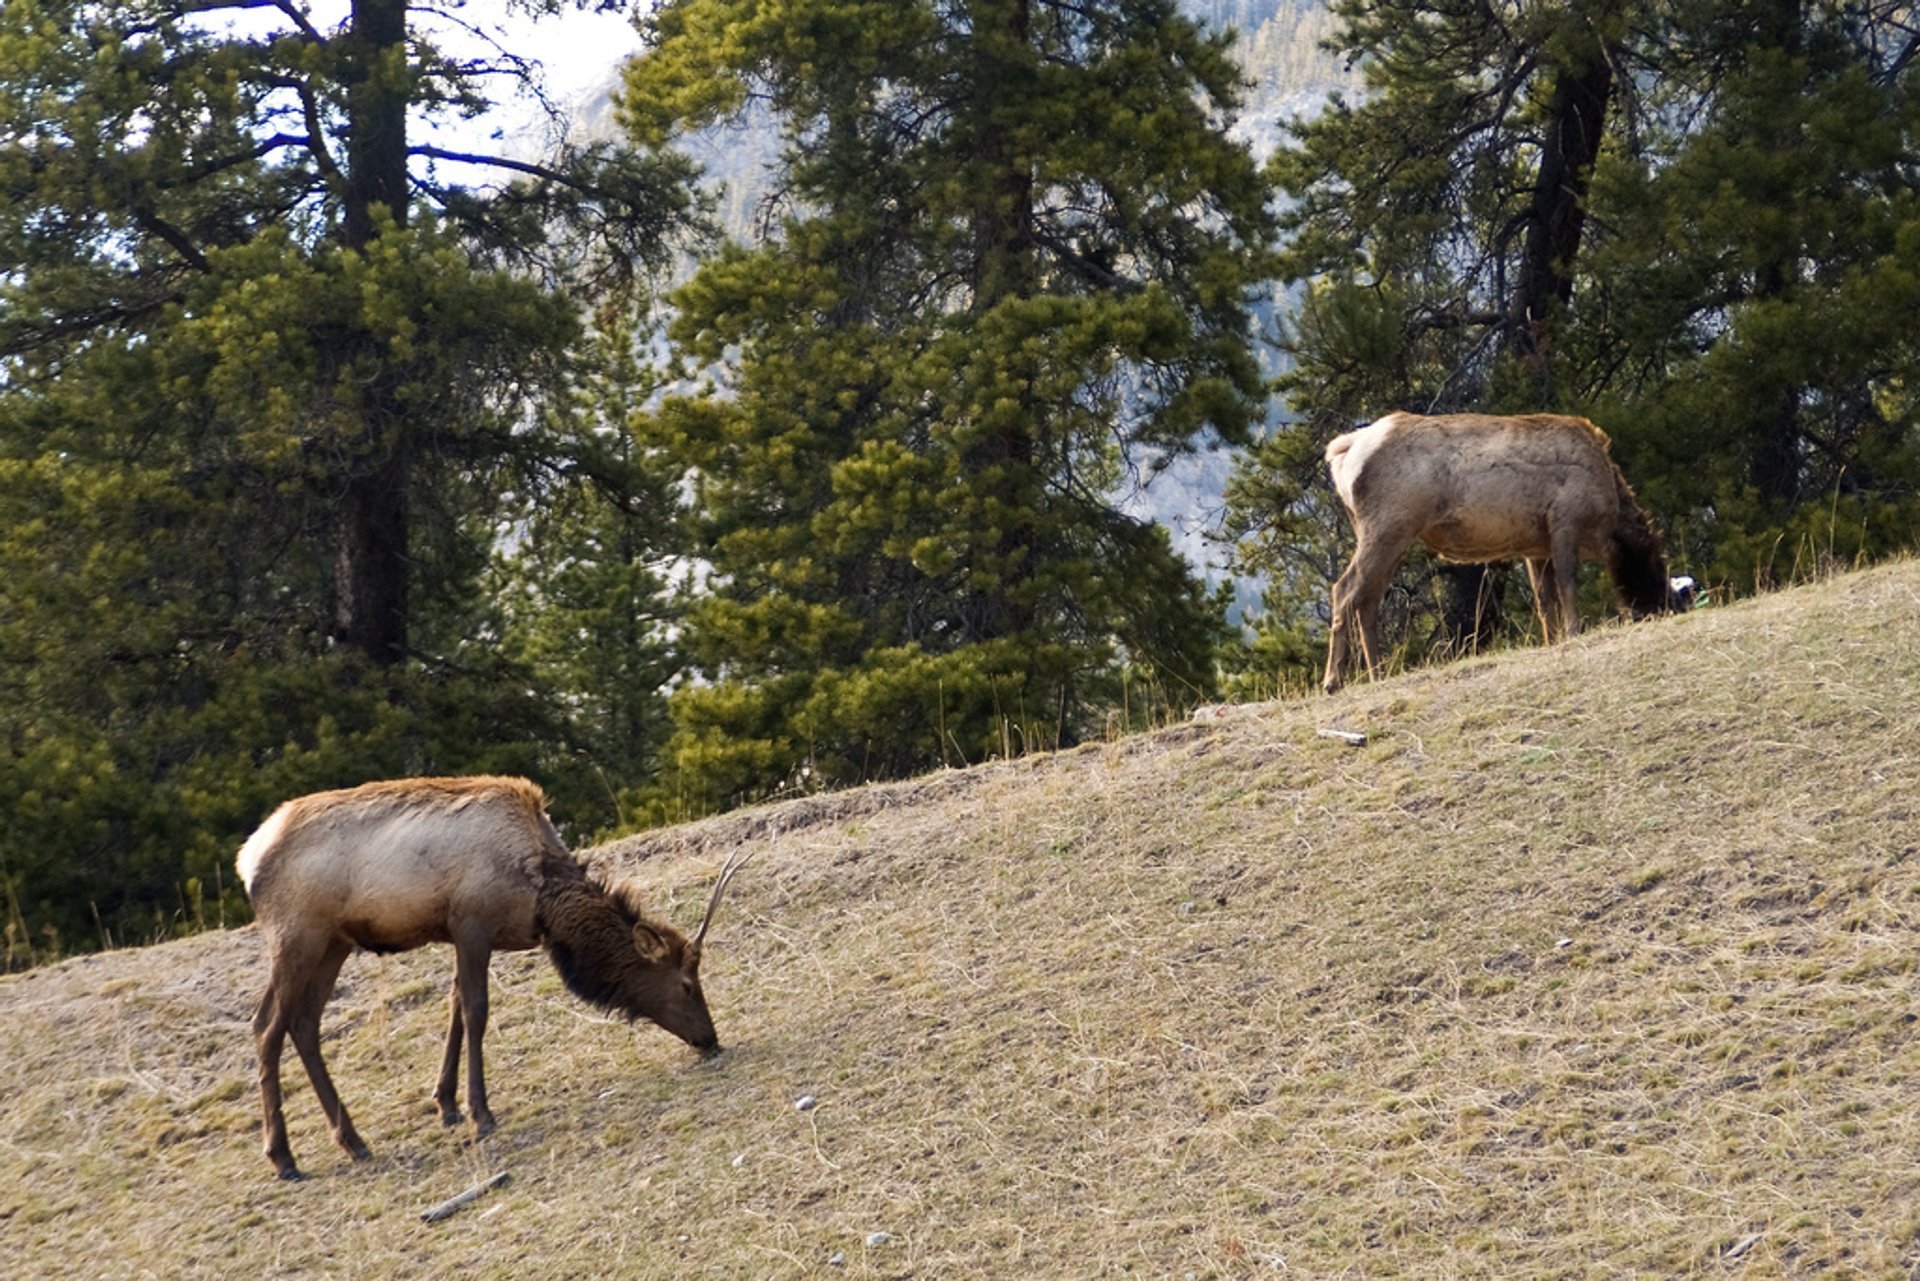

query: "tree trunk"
xmin=965 ymin=0 xmax=1039 ymax=647
xmin=970 ymin=0 xmax=1035 ymax=310
xmin=1748 ymin=366 xmax=1803 ymax=505
xmin=1506 ymin=1 xmax=1618 ymax=396
xmin=332 ymin=450 xmax=410 ymax=660
xmin=332 ymin=0 xmax=412 ymax=663
xmin=1744 ymin=0 xmax=1807 ymax=507
xmin=1432 ymin=563 xmax=1503 ymax=658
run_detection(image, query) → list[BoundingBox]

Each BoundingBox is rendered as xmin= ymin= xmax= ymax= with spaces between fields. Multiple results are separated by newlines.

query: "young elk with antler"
xmin=237 ymin=776 xmax=754 ymax=1180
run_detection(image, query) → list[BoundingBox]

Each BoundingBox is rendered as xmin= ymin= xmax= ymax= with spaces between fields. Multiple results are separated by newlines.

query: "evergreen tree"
xmin=0 ymin=0 xmax=698 ymax=962
xmin=490 ymin=290 xmax=686 ymax=819
xmin=1578 ymin=0 xmax=1920 ymax=584
xmin=1226 ymin=0 xmax=1920 ymax=691
xmin=622 ymin=0 xmax=1275 ymax=812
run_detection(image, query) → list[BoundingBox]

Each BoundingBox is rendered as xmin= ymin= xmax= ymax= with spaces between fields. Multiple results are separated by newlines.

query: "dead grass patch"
xmin=5 ymin=561 xmax=1920 ymax=1276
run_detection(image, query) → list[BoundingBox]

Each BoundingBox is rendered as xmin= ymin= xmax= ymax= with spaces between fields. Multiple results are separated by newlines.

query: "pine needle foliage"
xmin=623 ymin=0 xmax=1277 ymax=814
xmin=1226 ymin=0 xmax=1920 ymax=691
xmin=0 ymin=1 xmax=702 ymax=961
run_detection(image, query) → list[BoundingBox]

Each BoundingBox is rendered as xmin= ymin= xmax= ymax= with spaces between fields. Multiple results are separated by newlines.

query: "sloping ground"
xmin=4 ymin=561 xmax=1918 ymax=1278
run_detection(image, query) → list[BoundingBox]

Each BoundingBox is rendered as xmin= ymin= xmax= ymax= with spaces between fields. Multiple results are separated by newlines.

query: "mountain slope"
xmin=4 ymin=561 xmax=1918 ymax=1277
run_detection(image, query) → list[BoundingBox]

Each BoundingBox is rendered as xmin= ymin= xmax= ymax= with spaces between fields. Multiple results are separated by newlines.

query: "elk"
xmin=1322 ymin=411 xmax=1685 ymax=693
xmin=236 ymin=775 xmax=753 ymax=1180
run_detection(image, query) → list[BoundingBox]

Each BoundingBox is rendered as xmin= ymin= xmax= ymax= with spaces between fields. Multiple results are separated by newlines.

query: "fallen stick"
xmin=1315 ymin=728 xmax=1368 ymax=747
xmin=420 ymin=1170 xmax=510 ymax=1223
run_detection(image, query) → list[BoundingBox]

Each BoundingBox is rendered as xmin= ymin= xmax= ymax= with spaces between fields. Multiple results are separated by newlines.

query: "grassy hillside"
xmin=5 ymin=561 xmax=1919 ymax=1278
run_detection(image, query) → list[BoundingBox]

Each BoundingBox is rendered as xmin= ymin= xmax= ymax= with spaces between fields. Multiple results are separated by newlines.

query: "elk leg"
xmin=1323 ymin=565 xmax=1355 ymax=693
xmin=452 ymin=931 xmax=496 ymax=1138
xmin=1325 ymin=559 xmax=1376 ymax=693
xmin=253 ymin=982 xmax=301 ymax=1180
xmin=1525 ymin=558 xmax=1560 ymax=643
xmin=434 ymin=982 xmax=465 ymax=1125
xmin=1549 ymin=529 xmax=1581 ymax=640
xmin=1354 ymin=582 xmax=1387 ymax=681
xmin=1325 ymin=531 xmax=1407 ymax=693
xmin=286 ymin=938 xmax=370 ymax=1162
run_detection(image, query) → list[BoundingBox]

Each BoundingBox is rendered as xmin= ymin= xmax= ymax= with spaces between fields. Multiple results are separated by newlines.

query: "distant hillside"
xmin=572 ymin=1 xmax=1353 ymax=234
xmin=7 ymin=560 xmax=1919 ymax=1277
xmin=564 ymin=2 xmax=1353 ymax=598
xmin=1195 ymin=0 xmax=1356 ymax=153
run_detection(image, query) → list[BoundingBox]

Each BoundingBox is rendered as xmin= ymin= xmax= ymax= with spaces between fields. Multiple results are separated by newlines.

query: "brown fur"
xmin=237 ymin=776 xmax=736 ymax=1180
xmin=1322 ymin=412 xmax=1677 ymax=693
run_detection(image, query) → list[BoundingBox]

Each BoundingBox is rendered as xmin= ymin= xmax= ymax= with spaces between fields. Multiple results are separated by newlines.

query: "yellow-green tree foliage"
xmin=0 ymin=1 xmax=698 ymax=964
xmin=623 ymin=0 xmax=1277 ymax=814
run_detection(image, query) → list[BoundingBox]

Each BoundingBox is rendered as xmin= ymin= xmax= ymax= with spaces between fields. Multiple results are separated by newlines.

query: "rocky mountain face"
xmin=571 ymin=1 xmax=1349 ymax=224
xmin=1197 ymin=0 xmax=1355 ymax=154
xmin=571 ymin=2 xmax=1353 ymax=601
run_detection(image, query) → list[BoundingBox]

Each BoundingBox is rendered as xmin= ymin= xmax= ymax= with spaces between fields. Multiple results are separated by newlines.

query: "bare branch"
xmin=411 ymin=143 xmax=572 ymax=186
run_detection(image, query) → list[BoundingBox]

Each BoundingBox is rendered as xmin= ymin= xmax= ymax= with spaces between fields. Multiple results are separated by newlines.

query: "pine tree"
xmin=491 ymin=290 xmax=686 ymax=817
xmin=1578 ymin=0 xmax=1920 ymax=584
xmin=1225 ymin=0 xmax=1920 ymax=690
xmin=620 ymin=0 xmax=1274 ymax=811
xmin=1227 ymin=0 xmax=1633 ymax=675
xmin=0 ymin=1 xmax=699 ymax=961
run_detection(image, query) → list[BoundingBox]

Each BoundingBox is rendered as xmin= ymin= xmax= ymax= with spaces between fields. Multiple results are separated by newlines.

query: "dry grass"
xmin=5 ymin=561 xmax=1920 ymax=1278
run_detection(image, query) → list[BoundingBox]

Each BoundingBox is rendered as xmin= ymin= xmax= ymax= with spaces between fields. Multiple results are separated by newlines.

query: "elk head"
xmin=587 ymin=846 xmax=757 ymax=1056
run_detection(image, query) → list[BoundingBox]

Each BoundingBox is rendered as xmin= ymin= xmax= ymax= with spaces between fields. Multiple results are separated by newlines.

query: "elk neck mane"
xmin=535 ymin=863 xmax=686 ymax=1019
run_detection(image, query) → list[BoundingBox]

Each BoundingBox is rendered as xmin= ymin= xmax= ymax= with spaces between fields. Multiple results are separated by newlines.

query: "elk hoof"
xmin=471 ymin=1114 xmax=497 ymax=1140
xmin=276 ymin=1166 xmax=305 ymax=1182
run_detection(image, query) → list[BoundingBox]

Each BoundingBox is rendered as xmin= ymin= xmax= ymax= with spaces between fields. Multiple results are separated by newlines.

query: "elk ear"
xmin=631 ymin=922 xmax=673 ymax=964
xmin=683 ymin=939 xmax=703 ymax=973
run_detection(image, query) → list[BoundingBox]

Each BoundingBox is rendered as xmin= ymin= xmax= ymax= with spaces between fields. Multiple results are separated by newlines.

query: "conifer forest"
xmin=3 ymin=0 xmax=1916 ymax=962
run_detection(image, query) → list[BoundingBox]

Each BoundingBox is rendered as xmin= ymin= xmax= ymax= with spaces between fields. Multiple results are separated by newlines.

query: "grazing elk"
xmin=236 ymin=775 xmax=753 ymax=1180
xmin=1322 ymin=412 xmax=1686 ymax=693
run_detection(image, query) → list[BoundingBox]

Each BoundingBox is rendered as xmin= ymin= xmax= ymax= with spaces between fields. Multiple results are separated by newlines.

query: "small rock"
xmin=866 ymin=1231 xmax=892 ymax=1247
xmin=827 ymin=1251 xmax=846 ymax=1268
xmin=731 ymin=1152 xmax=746 ymax=1168
xmin=1555 ymin=937 xmax=1574 ymax=949
xmin=795 ymin=1094 xmax=818 ymax=1112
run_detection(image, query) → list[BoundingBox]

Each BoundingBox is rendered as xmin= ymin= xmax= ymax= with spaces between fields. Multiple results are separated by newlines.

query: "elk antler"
xmin=691 ymin=842 xmax=761 ymax=949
